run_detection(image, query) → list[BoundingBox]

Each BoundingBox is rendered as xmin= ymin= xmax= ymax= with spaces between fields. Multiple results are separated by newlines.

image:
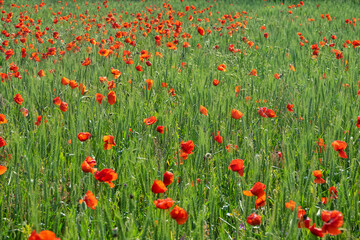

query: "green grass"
xmin=0 ymin=0 xmax=360 ymax=239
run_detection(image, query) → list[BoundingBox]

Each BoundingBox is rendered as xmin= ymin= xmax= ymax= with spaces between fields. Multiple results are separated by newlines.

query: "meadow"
xmin=0 ymin=0 xmax=360 ymax=239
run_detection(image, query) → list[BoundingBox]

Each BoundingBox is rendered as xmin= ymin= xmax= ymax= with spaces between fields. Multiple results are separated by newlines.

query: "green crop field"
xmin=0 ymin=0 xmax=360 ymax=239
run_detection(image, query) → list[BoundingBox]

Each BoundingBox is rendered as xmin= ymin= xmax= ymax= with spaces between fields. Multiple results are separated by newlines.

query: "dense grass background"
xmin=0 ymin=0 xmax=360 ymax=239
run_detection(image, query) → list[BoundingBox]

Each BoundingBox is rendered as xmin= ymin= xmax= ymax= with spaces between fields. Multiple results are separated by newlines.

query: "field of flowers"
xmin=1 ymin=0 xmax=360 ymax=239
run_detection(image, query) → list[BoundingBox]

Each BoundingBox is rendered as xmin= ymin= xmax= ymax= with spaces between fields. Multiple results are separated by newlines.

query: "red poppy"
xmin=144 ymin=116 xmax=157 ymax=125
xmin=331 ymin=140 xmax=347 ymax=158
xmin=154 ymin=198 xmax=174 ymax=209
xmin=329 ymin=186 xmax=338 ymax=199
xmin=309 ymin=224 xmax=324 ymax=237
xmin=313 ymin=170 xmax=325 ymax=184
xmin=81 ymin=156 xmax=97 ymax=174
xmin=53 ymin=97 xmax=61 ymax=106
xmin=200 ymin=105 xmax=208 ymax=116
xmin=0 ymin=165 xmax=7 ymax=175
xmin=225 ymin=144 xmax=239 ymax=152
xmin=231 ymin=109 xmax=244 ymax=119
xmin=285 ymin=200 xmax=296 ymax=211
xmin=110 ymin=67 xmax=121 ymax=79
xmin=94 ymin=168 xmax=118 ymax=188
xmin=321 ymin=210 xmax=343 ymax=235
xmin=228 ymin=159 xmax=244 ymax=176
xmin=217 ymin=64 xmax=226 ymax=72
xmin=258 ymin=107 xmax=268 ymax=118
xmin=170 ymin=205 xmax=189 ymax=225
xmin=357 ymin=116 xmax=360 ymax=128
xmin=61 ymin=77 xmax=70 ymax=86
xmin=151 ymin=179 xmax=167 ymax=194
xmin=265 ymin=108 xmax=276 ymax=118
xmin=81 ymin=57 xmax=91 ymax=66
xmin=0 ymin=114 xmax=7 ymax=124
xmin=69 ymin=80 xmax=78 ymax=89
xmin=103 ymin=135 xmax=116 ymax=150
xmin=78 ymin=132 xmax=91 ymax=142
xmin=180 ymin=140 xmax=194 ymax=154
xmin=163 ymin=171 xmax=174 ymax=186
xmin=287 ymin=103 xmax=294 ymax=112
xmin=135 ymin=65 xmax=143 ymax=71
xmin=274 ymin=73 xmax=280 ymax=79
xmin=197 ymin=27 xmax=205 ymax=36
xmin=243 ymin=182 xmax=266 ymax=209
xmin=95 ymin=93 xmax=104 ymax=104
xmin=213 ymin=131 xmax=223 ymax=144
xmin=317 ymin=138 xmax=326 ymax=153
xmin=249 ymin=69 xmax=257 ymax=76
xmin=212 ymin=79 xmax=219 ymax=86
xmin=246 ymin=213 xmax=261 ymax=226
xmin=14 ymin=94 xmax=23 ymax=105
xmin=156 ymin=126 xmax=164 ymax=134
xmin=108 ymin=91 xmax=116 ymax=105
xmin=60 ymin=102 xmax=68 ymax=112
xmin=34 ymin=116 xmax=42 ymax=126
xmin=298 ymin=208 xmax=312 ymax=228
xmin=0 ymin=137 xmax=7 ymax=148
xmin=79 ymin=190 xmax=98 ymax=210
xmin=264 ymin=32 xmax=269 ymax=39
xmin=28 ymin=230 xmax=60 ymax=240
xmin=145 ymin=79 xmax=153 ymax=90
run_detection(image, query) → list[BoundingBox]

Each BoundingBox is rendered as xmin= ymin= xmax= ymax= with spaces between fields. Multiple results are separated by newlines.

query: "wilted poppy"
xmin=0 ymin=114 xmax=7 ymax=124
xmin=231 ymin=109 xmax=244 ymax=119
xmin=0 ymin=137 xmax=7 ymax=148
xmin=28 ymin=230 xmax=60 ymax=240
xmin=103 ymin=135 xmax=116 ymax=150
xmin=156 ymin=126 xmax=165 ymax=134
xmin=246 ymin=213 xmax=261 ymax=226
xmin=81 ymin=156 xmax=97 ymax=174
xmin=331 ymin=140 xmax=347 ymax=159
xmin=14 ymin=94 xmax=23 ymax=105
xmin=313 ymin=170 xmax=325 ymax=184
xmin=94 ymin=168 xmax=118 ymax=188
xmin=0 ymin=165 xmax=7 ymax=175
xmin=321 ymin=210 xmax=343 ymax=235
xmin=170 ymin=205 xmax=189 ymax=225
xmin=154 ymin=198 xmax=174 ymax=209
xmin=214 ymin=131 xmax=223 ymax=144
xmin=151 ymin=179 xmax=167 ymax=193
xmin=78 ymin=132 xmax=91 ymax=142
xmin=108 ymin=91 xmax=116 ymax=105
xmin=163 ymin=171 xmax=174 ymax=186
xmin=200 ymin=105 xmax=208 ymax=116
xmin=144 ymin=116 xmax=157 ymax=125
xmin=228 ymin=159 xmax=244 ymax=176
xmin=79 ymin=190 xmax=98 ymax=210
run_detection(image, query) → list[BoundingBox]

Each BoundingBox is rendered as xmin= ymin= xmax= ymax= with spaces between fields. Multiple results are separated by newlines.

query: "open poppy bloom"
xmin=0 ymin=165 xmax=7 ymax=175
xmin=228 ymin=159 xmax=244 ymax=176
xmin=81 ymin=57 xmax=91 ymax=66
xmin=38 ymin=69 xmax=45 ymax=77
xmin=81 ymin=156 xmax=97 ymax=174
xmin=77 ymin=132 xmax=91 ymax=142
xmin=331 ymin=140 xmax=347 ymax=158
xmin=231 ymin=109 xmax=244 ymax=119
xmin=108 ymin=91 xmax=116 ymax=105
xmin=103 ymin=135 xmax=116 ymax=150
xmin=249 ymin=69 xmax=257 ymax=76
xmin=163 ymin=171 xmax=174 ymax=186
xmin=243 ymin=182 xmax=266 ymax=209
xmin=95 ymin=93 xmax=104 ymax=104
xmin=313 ymin=170 xmax=325 ymax=184
xmin=69 ymin=80 xmax=78 ymax=89
xmin=0 ymin=137 xmax=7 ymax=148
xmin=170 ymin=205 xmax=189 ymax=225
xmin=151 ymin=179 xmax=167 ymax=194
xmin=197 ymin=26 xmax=205 ymax=36
xmin=287 ymin=103 xmax=294 ymax=112
xmin=309 ymin=224 xmax=324 ymax=237
xmin=0 ymin=114 xmax=7 ymax=124
xmin=14 ymin=94 xmax=23 ymax=105
xmin=156 ymin=126 xmax=164 ymax=134
xmin=213 ymin=131 xmax=223 ymax=144
xmin=154 ymin=198 xmax=174 ymax=209
xmin=79 ymin=190 xmax=98 ymax=210
xmin=180 ymin=140 xmax=194 ymax=154
xmin=285 ymin=200 xmax=296 ymax=211
xmin=60 ymin=102 xmax=68 ymax=112
xmin=321 ymin=210 xmax=343 ymax=235
xmin=28 ymin=230 xmax=60 ymax=240
xmin=297 ymin=208 xmax=312 ymax=228
xmin=246 ymin=213 xmax=261 ymax=226
xmin=53 ymin=97 xmax=61 ymax=106
xmin=258 ymin=107 xmax=268 ymax=118
xmin=94 ymin=168 xmax=118 ymax=188
xmin=200 ymin=105 xmax=208 ymax=116
xmin=61 ymin=77 xmax=70 ymax=86
xmin=144 ymin=116 xmax=157 ymax=125
xmin=217 ymin=64 xmax=226 ymax=72
xmin=110 ymin=67 xmax=121 ymax=79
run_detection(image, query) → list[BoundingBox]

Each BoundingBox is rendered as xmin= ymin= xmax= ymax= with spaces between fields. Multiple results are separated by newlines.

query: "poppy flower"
xmin=213 ymin=79 xmax=219 ymax=86
xmin=34 ymin=116 xmax=42 ymax=126
xmin=249 ymin=69 xmax=257 ymax=76
xmin=298 ymin=208 xmax=312 ymax=228
xmin=200 ymin=105 xmax=208 ymax=116
xmin=265 ymin=108 xmax=276 ymax=118
xmin=163 ymin=171 xmax=174 ymax=186
xmin=331 ymin=140 xmax=347 ymax=159
xmin=81 ymin=156 xmax=97 ymax=174
xmin=0 ymin=165 xmax=7 ymax=175
xmin=103 ymin=135 xmax=116 ymax=150
xmin=309 ymin=224 xmax=324 ymax=237
xmin=61 ymin=77 xmax=70 ymax=85
xmin=77 ymin=132 xmax=91 ymax=142
xmin=20 ymin=108 xmax=29 ymax=117
xmin=14 ymin=94 xmax=23 ymax=105
xmin=98 ymin=49 xmax=110 ymax=57
xmin=225 ymin=144 xmax=239 ymax=152
xmin=357 ymin=116 xmax=360 ymax=128
xmin=180 ymin=140 xmax=194 ymax=154
xmin=144 ymin=116 xmax=157 ymax=125
xmin=231 ymin=109 xmax=244 ymax=119
xmin=154 ymin=198 xmax=174 ymax=209
xmin=151 ymin=179 xmax=167 ymax=194
xmin=258 ymin=107 xmax=268 ymax=118
xmin=95 ymin=93 xmax=104 ymax=104
xmin=287 ymin=103 xmax=294 ymax=112
xmin=313 ymin=170 xmax=325 ymax=184
xmin=170 ymin=205 xmax=189 ymax=225
xmin=243 ymin=182 xmax=266 ymax=209
xmin=213 ymin=131 xmax=223 ymax=144
xmin=60 ymin=102 xmax=68 ymax=112
xmin=264 ymin=32 xmax=269 ymax=39
xmin=69 ymin=80 xmax=78 ymax=89
xmin=317 ymin=138 xmax=326 ymax=153
xmin=321 ymin=210 xmax=343 ymax=235
xmin=329 ymin=186 xmax=338 ymax=199
xmin=110 ymin=68 xmax=121 ymax=79
xmin=246 ymin=213 xmax=261 ymax=226
xmin=285 ymin=200 xmax=296 ymax=211
xmin=135 ymin=65 xmax=143 ymax=71
xmin=94 ymin=168 xmax=118 ymax=188
xmin=108 ymin=91 xmax=116 ymax=105
xmin=228 ymin=159 xmax=244 ymax=176
xmin=28 ymin=230 xmax=60 ymax=240
xmin=99 ymin=77 xmax=107 ymax=82
xmin=0 ymin=114 xmax=7 ymax=124
xmin=53 ymin=97 xmax=61 ymax=106
xmin=217 ymin=64 xmax=226 ymax=72
xmin=0 ymin=137 xmax=7 ymax=148
xmin=81 ymin=57 xmax=91 ymax=66
xmin=79 ymin=190 xmax=98 ymax=210
xmin=156 ymin=126 xmax=164 ymax=134
xmin=145 ymin=79 xmax=153 ymax=90
xmin=197 ymin=27 xmax=205 ymax=36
